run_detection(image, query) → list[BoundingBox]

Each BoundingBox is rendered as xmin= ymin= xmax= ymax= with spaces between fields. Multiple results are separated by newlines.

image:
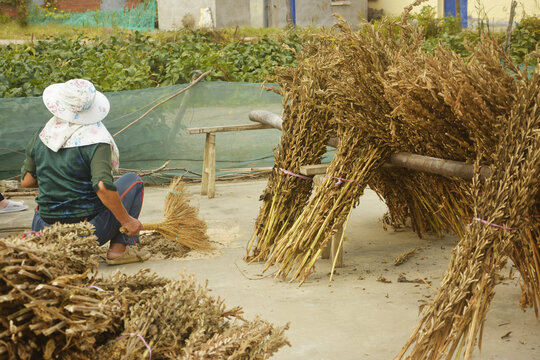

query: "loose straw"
xmin=117 ymin=333 xmax=152 ymax=359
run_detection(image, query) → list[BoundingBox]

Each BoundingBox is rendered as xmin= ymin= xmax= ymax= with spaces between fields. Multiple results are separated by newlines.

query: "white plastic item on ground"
xmin=199 ymin=7 xmax=214 ymax=29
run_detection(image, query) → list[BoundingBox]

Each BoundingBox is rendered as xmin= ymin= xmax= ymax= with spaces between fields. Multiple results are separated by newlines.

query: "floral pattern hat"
xmin=40 ymin=79 xmax=120 ymax=170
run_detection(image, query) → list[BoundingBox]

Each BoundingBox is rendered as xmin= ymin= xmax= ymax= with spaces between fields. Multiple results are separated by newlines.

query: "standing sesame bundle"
xmin=266 ymin=138 xmax=388 ymax=283
xmin=246 ymin=42 xmax=336 ymax=262
xmin=371 ymin=169 xmax=470 ymax=238
xmin=369 ymin=36 xmax=520 ymax=238
xmin=397 ymin=67 xmax=540 ymax=360
xmin=262 ymin=19 xmax=421 ymax=283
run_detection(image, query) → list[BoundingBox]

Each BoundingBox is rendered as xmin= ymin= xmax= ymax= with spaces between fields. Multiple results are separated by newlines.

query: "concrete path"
xmin=1 ymin=179 xmax=538 ymax=359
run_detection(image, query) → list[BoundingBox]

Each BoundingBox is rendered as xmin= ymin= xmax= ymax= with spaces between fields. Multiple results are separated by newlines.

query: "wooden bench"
xmin=299 ymin=163 xmax=344 ymax=268
xmin=186 ymin=123 xmax=272 ymax=198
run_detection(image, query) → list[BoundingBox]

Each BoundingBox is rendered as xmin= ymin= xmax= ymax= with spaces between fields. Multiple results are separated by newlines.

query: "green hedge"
xmin=0 ymin=31 xmax=301 ymax=97
xmin=1 ymin=10 xmax=538 ymax=98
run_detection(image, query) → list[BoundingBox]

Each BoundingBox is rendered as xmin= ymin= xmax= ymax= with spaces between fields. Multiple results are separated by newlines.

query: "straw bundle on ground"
xmin=142 ymin=177 xmax=211 ymax=251
xmin=1 ymin=223 xmax=289 ymax=359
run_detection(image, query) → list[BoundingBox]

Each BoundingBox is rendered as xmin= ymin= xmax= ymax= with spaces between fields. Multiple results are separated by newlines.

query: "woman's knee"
xmin=31 ymin=212 xmax=48 ymax=232
xmin=116 ymin=172 xmax=142 ymax=186
xmin=116 ymin=172 xmax=144 ymax=197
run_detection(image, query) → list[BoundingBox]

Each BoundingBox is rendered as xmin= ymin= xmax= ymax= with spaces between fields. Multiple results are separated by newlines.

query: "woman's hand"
xmin=121 ymin=216 xmax=143 ymax=236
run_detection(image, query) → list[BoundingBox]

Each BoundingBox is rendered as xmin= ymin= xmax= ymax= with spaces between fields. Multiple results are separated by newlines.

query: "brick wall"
xmin=0 ymin=4 xmax=19 ymax=18
xmin=54 ymin=0 xmax=145 ymax=12
xmin=125 ymin=0 xmax=144 ymax=9
xmin=2 ymin=0 xmax=147 ymax=20
xmin=55 ymin=0 xmax=101 ymax=13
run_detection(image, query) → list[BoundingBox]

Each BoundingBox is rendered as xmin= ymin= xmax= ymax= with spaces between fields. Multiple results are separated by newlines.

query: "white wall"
xmin=216 ymin=0 xmax=251 ymax=27
xmin=469 ymin=0 xmax=540 ymax=29
xmin=250 ymin=0 xmax=265 ymax=27
xmin=369 ymin=0 xmax=540 ymax=29
xmin=158 ymin=0 xmax=217 ymax=30
xmin=268 ymin=0 xmax=368 ymax=27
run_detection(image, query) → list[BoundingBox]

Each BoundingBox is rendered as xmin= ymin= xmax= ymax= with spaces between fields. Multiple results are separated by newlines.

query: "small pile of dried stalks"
xmin=1 ymin=223 xmax=289 ymax=359
xmin=0 ymin=223 xmax=116 ymax=359
xmin=95 ymin=270 xmax=289 ymax=359
xmin=144 ymin=178 xmax=212 ymax=251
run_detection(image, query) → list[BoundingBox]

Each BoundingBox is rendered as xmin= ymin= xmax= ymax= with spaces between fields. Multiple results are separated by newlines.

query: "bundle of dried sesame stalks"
xmin=245 ymin=44 xmax=336 ymax=263
xmin=398 ymin=67 xmax=540 ymax=360
xmin=248 ymin=0 xmax=539 ymax=357
xmin=95 ymin=270 xmax=289 ymax=359
xmin=0 ymin=222 xmax=117 ymax=359
xmin=1 ymin=223 xmax=289 ymax=359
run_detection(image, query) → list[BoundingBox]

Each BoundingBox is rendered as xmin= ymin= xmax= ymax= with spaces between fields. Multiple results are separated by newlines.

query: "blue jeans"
xmin=32 ymin=172 xmax=144 ymax=246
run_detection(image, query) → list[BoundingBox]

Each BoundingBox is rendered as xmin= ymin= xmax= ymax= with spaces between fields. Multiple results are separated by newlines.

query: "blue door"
xmin=444 ymin=0 xmax=468 ymax=28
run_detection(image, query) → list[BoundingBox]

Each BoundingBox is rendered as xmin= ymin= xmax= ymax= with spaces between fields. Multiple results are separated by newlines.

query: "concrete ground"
xmin=1 ymin=179 xmax=538 ymax=359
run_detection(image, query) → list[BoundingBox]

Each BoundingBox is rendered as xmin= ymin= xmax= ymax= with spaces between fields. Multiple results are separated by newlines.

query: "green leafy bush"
xmin=0 ymin=31 xmax=301 ymax=97
xmin=0 ymin=9 xmax=537 ymax=98
xmin=510 ymin=15 xmax=540 ymax=64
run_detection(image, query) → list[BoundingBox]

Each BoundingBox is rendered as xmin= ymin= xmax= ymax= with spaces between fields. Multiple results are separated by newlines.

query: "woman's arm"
xmin=21 ymin=173 xmax=38 ymax=188
xmin=96 ymin=181 xmax=142 ymax=236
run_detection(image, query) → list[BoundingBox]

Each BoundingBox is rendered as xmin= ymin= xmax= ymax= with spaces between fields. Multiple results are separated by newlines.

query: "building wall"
xmin=370 ymin=0 xmax=539 ymax=28
xmin=250 ymin=0 xmax=265 ymax=27
xmin=0 ymin=4 xmax=18 ymax=18
xmin=0 ymin=0 xmax=144 ymax=19
xmin=468 ymin=0 xmax=540 ymax=28
xmin=157 ymin=0 xmax=217 ymax=30
xmin=101 ymin=0 xmax=127 ymax=11
xmin=216 ymin=0 xmax=251 ymax=27
xmin=269 ymin=0 xmax=367 ymax=27
xmin=54 ymin=0 xmax=101 ymax=12
xmin=368 ymin=0 xmax=439 ymax=17
xmin=157 ymin=0 xmax=253 ymax=29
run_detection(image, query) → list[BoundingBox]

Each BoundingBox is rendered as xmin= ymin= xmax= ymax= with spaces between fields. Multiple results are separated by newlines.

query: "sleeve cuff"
xmin=93 ymin=180 xmax=117 ymax=192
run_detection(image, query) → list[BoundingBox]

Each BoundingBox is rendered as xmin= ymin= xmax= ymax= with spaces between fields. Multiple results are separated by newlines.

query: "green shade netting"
xmin=0 ymin=81 xmax=290 ymax=181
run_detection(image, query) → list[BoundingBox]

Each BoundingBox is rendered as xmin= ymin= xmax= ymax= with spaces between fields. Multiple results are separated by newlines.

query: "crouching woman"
xmin=21 ymin=79 xmax=149 ymax=265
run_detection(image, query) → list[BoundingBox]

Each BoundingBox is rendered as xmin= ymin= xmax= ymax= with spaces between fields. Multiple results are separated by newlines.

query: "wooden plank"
xmin=206 ymin=133 xmax=216 ymax=199
xmin=249 ymin=110 xmax=283 ymax=130
xmin=316 ymin=174 xmax=330 ymax=258
xmin=200 ymin=133 xmax=211 ymax=196
xmin=300 ymin=164 xmax=330 ymax=176
xmin=249 ymin=110 xmax=492 ymax=180
xmin=312 ymin=174 xmax=342 ymax=262
xmin=219 ymin=167 xmax=272 ymax=172
xmin=390 ymin=152 xmax=491 ymax=180
xmin=186 ymin=123 xmax=272 ymax=134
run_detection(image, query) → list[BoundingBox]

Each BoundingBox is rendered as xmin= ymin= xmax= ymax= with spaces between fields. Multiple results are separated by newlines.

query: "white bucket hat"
xmin=39 ymin=79 xmax=119 ymax=170
xmin=42 ymin=79 xmax=110 ymax=124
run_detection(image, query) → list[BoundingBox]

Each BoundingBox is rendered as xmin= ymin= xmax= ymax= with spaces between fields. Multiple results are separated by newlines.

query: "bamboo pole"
xmin=249 ymin=110 xmax=491 ymax=180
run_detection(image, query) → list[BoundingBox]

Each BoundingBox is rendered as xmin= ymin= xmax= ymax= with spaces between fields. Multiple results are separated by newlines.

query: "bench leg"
xmin=321 ymin=243 xmax=331 ymax=259
xmin=201 ymin=133 xmax=216 ymax=198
